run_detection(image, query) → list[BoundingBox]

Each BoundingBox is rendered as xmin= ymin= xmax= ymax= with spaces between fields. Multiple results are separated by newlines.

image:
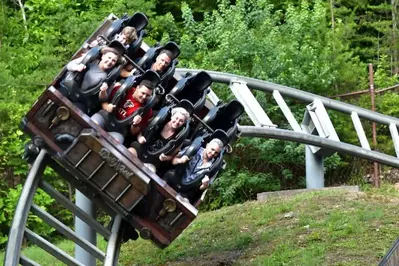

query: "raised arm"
xmin=66 ymin=57 xmax=86 ymax=72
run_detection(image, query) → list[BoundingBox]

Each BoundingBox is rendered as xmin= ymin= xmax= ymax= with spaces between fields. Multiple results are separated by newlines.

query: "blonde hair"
xmin=209 ymin=138 xmax=224 ymax=149
xmin=171 ymin=107 xmax=190 ymax=121
xmin=121 ymin=26 xmax=138 ymax=44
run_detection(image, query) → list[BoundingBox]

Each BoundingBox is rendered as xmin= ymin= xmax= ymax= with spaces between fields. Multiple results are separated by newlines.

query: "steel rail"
xmin=239 ymin=126 xmax=399 ymax=168
xmin=4 ymin=149 xmax=48 ymax=266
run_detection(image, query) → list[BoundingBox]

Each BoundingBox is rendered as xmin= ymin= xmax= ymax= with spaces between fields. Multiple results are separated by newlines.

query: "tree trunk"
xmin=330 ymin=0 xmax=338 ymax=91
xmin=330 ymin=0 xmax=335 ymax=34
xmin=392 ymin=0 xmax=398 ymax=74
xmin=14 ymin=0 xmax=28 ymax=40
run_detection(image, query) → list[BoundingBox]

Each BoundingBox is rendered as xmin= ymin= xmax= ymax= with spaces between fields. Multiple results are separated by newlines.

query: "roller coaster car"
xmin=136 ymin=41 xmax=180 ymax=88
xmin=201 ymin=100 xmax=245 ymax=141
xmin=21 ymin=88 xmax=198 ymax=248
xmin=137 ymin=100 xmax=194 ymax=163
xmin=163 ymin=130 xmax=229 ymax=203
xmin=59 ymin=41 xmax=126 ymax=115
xmin=165 ymin=71 xmax=211 ymax=113
xmin=103 ymin=12 xmax=148 ymax=57
xmin=105 ymin=70 xmax=161 ymax=133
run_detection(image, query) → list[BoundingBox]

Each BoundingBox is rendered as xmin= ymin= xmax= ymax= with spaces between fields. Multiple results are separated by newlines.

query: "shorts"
xmin=91 ymin=110 xmax=126 ymax=143
xmin=130 ymin=141 xmax=162 ymax=168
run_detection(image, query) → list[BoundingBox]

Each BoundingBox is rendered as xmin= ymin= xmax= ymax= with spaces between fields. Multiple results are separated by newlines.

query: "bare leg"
xmin=128 ymin=147 xmax=138 ymax=157
xmin=143 ymin=163 xmax=156 ymax=173
xmin=91 ymin=112 xmax=105 ymax=127
xmin=130 ymin=125 xmax=141 ymax=135
xmin=109 ymin=132 xmax=124 ymax=144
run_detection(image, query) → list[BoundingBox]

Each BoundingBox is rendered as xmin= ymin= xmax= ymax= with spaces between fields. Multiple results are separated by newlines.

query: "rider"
xmin=128 ymin=107 xmax=190 ymax=172
xmin=169 ymin=138 xmax=224 ymax=201
xmin=65 ymin=46 xmax=121 ymax=114
xmin=121 ymin=49 xmax=173 ymax=83
xmin=91 ymin=78 xmax=155 ymax=143
xmin=89 ymin=26 xmax=138 ymax=49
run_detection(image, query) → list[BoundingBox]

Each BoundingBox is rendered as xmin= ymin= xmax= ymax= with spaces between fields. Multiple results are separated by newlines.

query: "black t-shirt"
xmin=148 ymin=135 xmax=171 ymax=153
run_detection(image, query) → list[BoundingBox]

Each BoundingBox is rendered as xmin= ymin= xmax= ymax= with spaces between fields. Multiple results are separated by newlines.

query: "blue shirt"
xmin=179 ymin=147 xmax=215 ymax=184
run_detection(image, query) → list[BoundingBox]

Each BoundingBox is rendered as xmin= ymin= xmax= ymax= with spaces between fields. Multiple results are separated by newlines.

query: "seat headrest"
xmin=127 ymin=12 xmax=148 ymax=32
xmin=137 ymin=70 xmax=161 ymax=89
xmin=182 ymin=136 xmax=203 ymax=158
xmin=223 ymin=100 xmax=245 ymax=121
xmin=206 ymin=129 xmax=230 ymax=147
xmin=104 ymin=19 xmax=124 ymax=40
xmin=81 ymin=47 xmax=101 ymax=65
xmin=103 ymin=40 xmax=126 ymax=57
xmin=176 ymin=99 xmax=195 ymax=116
xmin=188 ymin=71 xmax=212 ymax=93
xmin=161 ymin=41 xmax=180 ymax=60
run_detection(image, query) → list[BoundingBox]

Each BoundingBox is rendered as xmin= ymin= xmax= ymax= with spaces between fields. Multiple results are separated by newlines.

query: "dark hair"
xmin=101 ymin=47 xmax=120 ymax=58
xmin=139 ymin=79 xmax=155 ymax=90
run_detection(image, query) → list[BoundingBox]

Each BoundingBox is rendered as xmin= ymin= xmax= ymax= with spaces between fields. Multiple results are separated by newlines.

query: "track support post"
xmin=75 ymin=190 xmax=97 ymax=266
xmin=305 ymin=146 xmax=324 ymax=188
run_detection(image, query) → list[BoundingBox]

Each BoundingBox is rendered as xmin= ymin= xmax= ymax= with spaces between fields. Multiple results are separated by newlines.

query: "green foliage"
xmin=373 ymin=55 xmax=399 ymax=88
xmin=205 ymin=168 xmax=281 ymax=209
xmin=0 ymin=102 xmax=30 ymax=177
xmin=180 ymin=0 xmax=366 ymax=95
xmin=333 ymin=0 xmax=398 ymax=66
xmin=0 ymin=185 xmax=55 ymax=246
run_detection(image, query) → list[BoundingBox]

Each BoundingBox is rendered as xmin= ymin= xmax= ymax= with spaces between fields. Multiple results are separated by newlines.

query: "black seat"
xmin=138 ymin=100 xmax=193 ymax=163
xmin=202 ymin=100 xmax=245 ymax=141
xmin=166 ymin=71 xmax=211 ymax=113
xmin=60 ymin=41 xmax=126 ymax=114
xmin=61 ymin=46 xmax=101 ymax=99
xmin=104 ymin=12 xmax=148 ymax=57
xmin=104 ymin=70 xmax=160 ymax=132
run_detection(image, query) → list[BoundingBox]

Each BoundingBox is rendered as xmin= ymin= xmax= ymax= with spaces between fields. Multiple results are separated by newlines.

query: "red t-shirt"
xmin=110 ymin=85 xmax=152 ymax=128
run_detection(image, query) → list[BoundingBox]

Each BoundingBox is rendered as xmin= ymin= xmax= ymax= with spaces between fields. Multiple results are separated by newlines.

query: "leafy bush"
xmin=204 ymin=168 xmax=281 ymax=210
xmin=0 ymin=102 xmax=30 ymax=179
xmin=0 ymin=185 xmax=55 ymax=246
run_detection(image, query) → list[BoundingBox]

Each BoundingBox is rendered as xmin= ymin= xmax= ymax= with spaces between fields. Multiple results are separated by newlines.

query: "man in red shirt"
xmin=91 ymin=79 xmax=154 ymax=143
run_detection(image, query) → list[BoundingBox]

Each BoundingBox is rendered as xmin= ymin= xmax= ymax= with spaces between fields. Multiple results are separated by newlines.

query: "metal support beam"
xmin=301 ymin=99 xmax=339 ymax=156
xmin=75 ymin=190 xmax=97 ymax=266
xmin=31 ymin=204 xmax=105 ymax=261
xmin=272 ymin=90 xmax=302 ymax=132
xmin=230 ymin=80 xmax=276 ymax=127
xmin=305 ymin=146 xmax=325 ymax=188
xmin=207 ymin=88 xmax=222 ymax=106
xmin=40 ymin=181 xmax=110 ymax=239
xmin=390 ymin=123 xmax=399 ymax=158
xmin=20 ymin=255 xmax=40 ymax=266
xmin=25 ymin=228 xmax=84 ymax=266
xmin=351 ymin=111 xmax=371 ymax=150
xmin=104 ymin=215 xmax=123 ymax=266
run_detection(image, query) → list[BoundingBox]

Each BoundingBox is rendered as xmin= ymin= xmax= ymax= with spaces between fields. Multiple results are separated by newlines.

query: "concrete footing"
xmin=257 ymin=185 xmax=360 ymax=202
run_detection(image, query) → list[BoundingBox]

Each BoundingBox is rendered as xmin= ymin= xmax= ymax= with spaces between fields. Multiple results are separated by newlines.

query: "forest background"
xmin=0 ymin=0 xmax=399 ymax=245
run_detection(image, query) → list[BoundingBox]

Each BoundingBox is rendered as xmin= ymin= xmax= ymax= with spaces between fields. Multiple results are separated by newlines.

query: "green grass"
xmin=1 ymin=187 xmax=399 ymax=265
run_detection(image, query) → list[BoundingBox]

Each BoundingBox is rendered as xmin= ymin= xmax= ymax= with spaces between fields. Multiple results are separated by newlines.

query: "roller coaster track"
xmin=5 ymin=69 xmax=399 ymax=265
xmin=176 ymin=68 xmax=399 ymax=168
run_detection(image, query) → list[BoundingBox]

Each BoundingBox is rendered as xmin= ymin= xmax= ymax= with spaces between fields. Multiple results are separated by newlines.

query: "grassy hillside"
xmin=1 ymin=185 xmax=398 ymax=265
xmin=120 ymin=186 xmax=399 ymax=266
